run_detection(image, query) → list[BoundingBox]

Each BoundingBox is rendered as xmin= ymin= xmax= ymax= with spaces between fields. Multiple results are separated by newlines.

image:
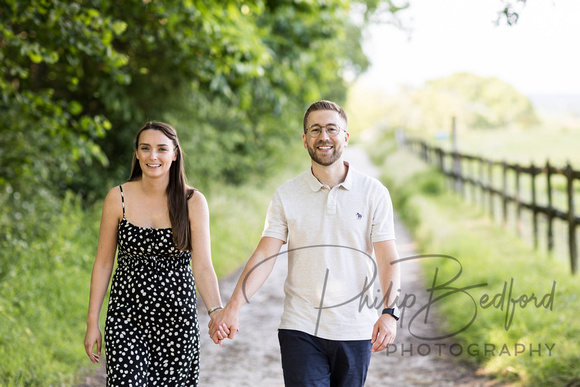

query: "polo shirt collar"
xmin=341 ymin=161 xmax=354 ymax=190
xmin=307 ymin=161 xmax=354 ymax=191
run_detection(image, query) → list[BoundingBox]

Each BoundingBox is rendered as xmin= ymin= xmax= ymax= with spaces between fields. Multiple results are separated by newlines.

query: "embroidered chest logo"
xmin=356 ymin=212 xmax=363 ymax=220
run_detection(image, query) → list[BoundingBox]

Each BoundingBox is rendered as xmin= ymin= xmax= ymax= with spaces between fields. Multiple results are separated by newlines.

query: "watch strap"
xmin=381 ymin=307 xmax=400 ymax=321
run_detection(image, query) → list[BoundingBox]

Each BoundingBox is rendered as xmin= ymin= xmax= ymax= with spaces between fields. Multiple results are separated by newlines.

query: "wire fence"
xmin=397 ymin=131 xmax=580 ymax=275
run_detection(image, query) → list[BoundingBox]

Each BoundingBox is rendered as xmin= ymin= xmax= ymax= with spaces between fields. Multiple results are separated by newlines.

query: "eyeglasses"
xmin=305 ymin=124 xmax=343 ymax=138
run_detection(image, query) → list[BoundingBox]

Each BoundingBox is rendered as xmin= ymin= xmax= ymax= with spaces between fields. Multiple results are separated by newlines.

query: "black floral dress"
xmin=105 ymin=186 xmax=200 ymax=386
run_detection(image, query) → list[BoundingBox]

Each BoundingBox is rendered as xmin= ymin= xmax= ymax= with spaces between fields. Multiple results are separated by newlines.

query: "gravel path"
xmin=77 ymin=146 xmax=503 ymax=386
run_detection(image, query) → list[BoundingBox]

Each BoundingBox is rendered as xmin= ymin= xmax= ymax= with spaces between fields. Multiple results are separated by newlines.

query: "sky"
xmin=358 ymin=0 xmax=580 ymax=96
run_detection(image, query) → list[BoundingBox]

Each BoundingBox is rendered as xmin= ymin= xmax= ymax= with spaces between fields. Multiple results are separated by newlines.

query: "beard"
xmin=307 ymin=140 xmax=343 ymax=166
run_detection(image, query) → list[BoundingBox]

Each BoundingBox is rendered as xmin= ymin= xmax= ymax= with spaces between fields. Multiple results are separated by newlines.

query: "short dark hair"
xmin=303 ymin=100 xmax=348 ymax=133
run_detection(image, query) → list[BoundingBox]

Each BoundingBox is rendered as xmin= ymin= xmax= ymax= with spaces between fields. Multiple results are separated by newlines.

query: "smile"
xmin=317 ymin=145 xmax=333 ymax=151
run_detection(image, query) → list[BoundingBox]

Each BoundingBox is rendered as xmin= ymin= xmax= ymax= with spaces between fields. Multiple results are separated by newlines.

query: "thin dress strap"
xmin=119 ymin=185 xmax=126 ymax=219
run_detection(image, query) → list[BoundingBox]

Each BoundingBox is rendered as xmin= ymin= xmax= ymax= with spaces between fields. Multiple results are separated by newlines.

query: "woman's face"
xmin=135 ymin=129 xmax=177 ymax=179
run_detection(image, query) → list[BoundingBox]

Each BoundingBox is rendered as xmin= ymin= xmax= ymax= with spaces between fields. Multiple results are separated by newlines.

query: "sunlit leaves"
xmin=0 ymin=0 xmax=401 ymax=196
xmin=68 ymin=100 xmax=82 ymax=115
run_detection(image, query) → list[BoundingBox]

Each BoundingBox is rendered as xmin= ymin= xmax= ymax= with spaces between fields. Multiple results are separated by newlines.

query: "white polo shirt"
xmin=262 ymin=162 xmax=396 ymax=341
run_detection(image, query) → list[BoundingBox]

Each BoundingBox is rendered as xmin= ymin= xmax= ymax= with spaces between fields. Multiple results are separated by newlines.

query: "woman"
xmin=84 ymin=122 xmax=227 ymax=385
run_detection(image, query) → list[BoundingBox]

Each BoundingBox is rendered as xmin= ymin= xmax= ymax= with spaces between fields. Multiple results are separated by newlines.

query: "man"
xmin=210 ymin=100 xmax=400 ymax=386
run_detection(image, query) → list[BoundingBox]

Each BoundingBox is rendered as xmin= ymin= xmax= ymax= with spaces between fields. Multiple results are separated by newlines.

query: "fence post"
xmin=452 ymin=116 xmax=462 ymax=194
xmin=502 ymin=161 xmax=508 ymax=227
xmin=565 ymin=163 xmax=577 ymax=274
xmin=479 ymin=157 xmax=485 ymax=210
xmin=460 ymin=155 xmax=466 ymax=199
xmin=470 ymin=159 xmax=476 ymax=204
xmin=531 ymin=163 xmax=538 ymax=249
xmin=515 ymin=165 xmax=521 ymax=237
xmin=546 ymin=160 xmax=554 ymax=253
xmin=438 ymin=148 xmax=444 ymax=173
xmin=488 ymin=160 xmax=494 ymax=220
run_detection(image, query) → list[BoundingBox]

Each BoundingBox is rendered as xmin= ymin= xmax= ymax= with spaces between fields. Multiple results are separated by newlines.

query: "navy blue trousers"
xmin=278 ymin=329 xmax=372 ymax=387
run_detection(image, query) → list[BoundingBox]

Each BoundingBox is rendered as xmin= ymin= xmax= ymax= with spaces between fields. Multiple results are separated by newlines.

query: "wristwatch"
xmin=382 ymin=307 xmax=400 ymax=321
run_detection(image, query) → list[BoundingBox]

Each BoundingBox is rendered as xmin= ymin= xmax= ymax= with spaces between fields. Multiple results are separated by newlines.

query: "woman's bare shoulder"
xmin=187 ymin=186 xmax=209 ymax=216
xmin=102 ymin=185 xmax=124 ymax=219
xmin=104 ymin=185 xmax=122 ymax=201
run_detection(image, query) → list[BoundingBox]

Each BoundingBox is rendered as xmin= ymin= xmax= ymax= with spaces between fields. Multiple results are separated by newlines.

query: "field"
xmin=432 ymin=125 xmax=580 ymax=167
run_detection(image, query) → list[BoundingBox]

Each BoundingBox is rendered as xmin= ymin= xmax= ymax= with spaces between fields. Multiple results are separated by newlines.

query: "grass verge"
xmin=0 ymin=193 xmax=100 ymax=385
xmin=207 ymin=162 xmax=304 ymax=278
xmin=372 ymin=134 xmax=580 ymax=386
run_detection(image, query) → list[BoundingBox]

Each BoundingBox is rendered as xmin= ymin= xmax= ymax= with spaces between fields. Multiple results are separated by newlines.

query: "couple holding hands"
xmin=84 ymin=100 xmax=400 ymax=386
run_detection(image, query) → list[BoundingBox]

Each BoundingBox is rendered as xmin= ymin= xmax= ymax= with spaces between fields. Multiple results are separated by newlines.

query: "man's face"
xmin=302 ymin=110 xmax=349 ymax=167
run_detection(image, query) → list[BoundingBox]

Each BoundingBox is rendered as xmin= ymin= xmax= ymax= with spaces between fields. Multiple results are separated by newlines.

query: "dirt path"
xmin=77 ymin=146 xmax=503 ymax=386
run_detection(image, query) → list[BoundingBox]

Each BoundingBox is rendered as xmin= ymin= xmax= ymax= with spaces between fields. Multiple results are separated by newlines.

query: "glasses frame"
xmin=305 ymin=124 xmax=344 ymax=138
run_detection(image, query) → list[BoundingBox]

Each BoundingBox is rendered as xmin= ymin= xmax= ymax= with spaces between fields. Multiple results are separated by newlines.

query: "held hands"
xmin=371 ymin=314 xmax=397 ymax=353
xmin=208 ymin=305 xmax=239 ymax=345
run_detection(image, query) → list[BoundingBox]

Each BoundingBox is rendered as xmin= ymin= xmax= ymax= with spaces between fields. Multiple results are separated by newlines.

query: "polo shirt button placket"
xmin=327 ymin=188 xmax=337 ymax=215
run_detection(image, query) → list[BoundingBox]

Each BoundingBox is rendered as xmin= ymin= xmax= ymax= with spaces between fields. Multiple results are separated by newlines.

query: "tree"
xmin=381 ymin=73 xmax=538 ymax=134
xmin=0 ymin=0 xmax=408 ymax=254
xmin=1 ymin=0 xmax=406 ymax=196
xmin=0 ymin=1 xmax=116 ymax=196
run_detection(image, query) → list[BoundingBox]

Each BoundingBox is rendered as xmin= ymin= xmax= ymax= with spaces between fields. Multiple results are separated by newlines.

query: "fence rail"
xmin=398 ymin=131 xmax=579 ymax=274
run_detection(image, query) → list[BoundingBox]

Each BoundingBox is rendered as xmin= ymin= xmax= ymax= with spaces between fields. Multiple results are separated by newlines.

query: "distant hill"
xmin=528 ymin=94 xmax=580 ymax=115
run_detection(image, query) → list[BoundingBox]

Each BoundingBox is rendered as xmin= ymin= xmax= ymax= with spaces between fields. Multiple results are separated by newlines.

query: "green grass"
xmin=374 ymin=141 xmax=580 ymax=386
xmin=428 ymin=125 xmax=580 ymax=168
xmin=0 ymin=193 xmax=100 ymax=385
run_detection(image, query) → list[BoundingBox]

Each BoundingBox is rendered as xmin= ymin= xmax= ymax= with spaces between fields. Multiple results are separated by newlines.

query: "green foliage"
xmin=207 ymin=144 xmax=305 ymax=277
xmin=0 ymin=0 xmax=404 ymax=275
xmin=421 ymin=73 xmax=538 ymax=129
xmin=357 ymin=73 xmax=539 ymax=135
xmin=0 ymin=192 xmax=100 ymax=385
xmin=1 ymin=0 xmax=396 ymax=197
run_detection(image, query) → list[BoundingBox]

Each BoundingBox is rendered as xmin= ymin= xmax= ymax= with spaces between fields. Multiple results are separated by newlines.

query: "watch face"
xmin=383 ymin=308 xmax=400 ymax=320
xmin=392 ymin=308 xmax=400 ymax=320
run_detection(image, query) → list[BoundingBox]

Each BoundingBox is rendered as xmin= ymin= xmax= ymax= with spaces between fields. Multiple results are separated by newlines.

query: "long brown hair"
xmin=129 ymin=122 xmax=194 ymax=251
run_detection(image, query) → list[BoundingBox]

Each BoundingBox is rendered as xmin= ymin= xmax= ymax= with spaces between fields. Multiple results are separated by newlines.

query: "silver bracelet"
xmin=207 ymin=305 xmax=223 ymax=316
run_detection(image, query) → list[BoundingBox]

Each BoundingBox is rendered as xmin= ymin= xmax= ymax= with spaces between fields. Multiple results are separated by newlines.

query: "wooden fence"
xmin=398 ymin=132 xmax=580 ymax=275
